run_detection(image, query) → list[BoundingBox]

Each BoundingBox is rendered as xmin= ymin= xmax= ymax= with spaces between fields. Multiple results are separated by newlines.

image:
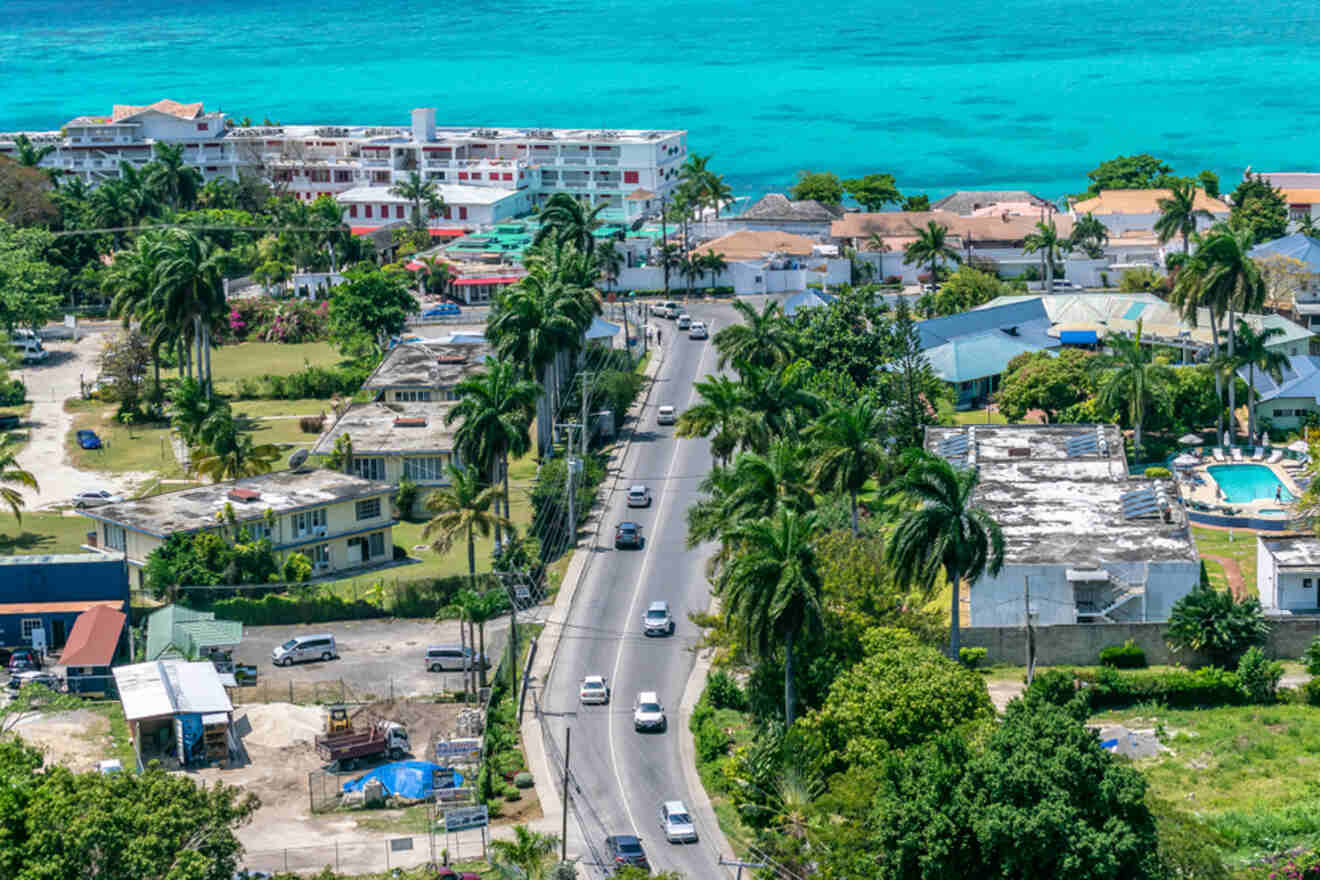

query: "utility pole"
xmin=566 ymin=457 xmax=577 ymax=548
xmin=581 ymin=371 xmax=590 ymax=457
xmin=560 ymin=727 xmax=571 ymax=863
xmin=1024 ymin=575 xmax=1036 ymax=687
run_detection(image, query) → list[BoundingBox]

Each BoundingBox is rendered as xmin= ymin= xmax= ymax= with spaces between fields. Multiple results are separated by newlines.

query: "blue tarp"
xmin=1059 ymin=330 xmax=1098 ymax=345
xmin=341 ymin=761 xmax=464 ymax=799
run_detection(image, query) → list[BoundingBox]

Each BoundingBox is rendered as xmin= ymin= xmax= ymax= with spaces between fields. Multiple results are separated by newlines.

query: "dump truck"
xmin=315 ymin=720 xmax=409 ymax=770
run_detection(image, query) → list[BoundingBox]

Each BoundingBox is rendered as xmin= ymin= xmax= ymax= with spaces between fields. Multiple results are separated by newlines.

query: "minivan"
xmin=272 ymin=634 xmax=337 ymax=666
xmin=16 ymin=337 xmax=47 ymax=363
xmin=425 ymin=644 xmax=489 ymax=672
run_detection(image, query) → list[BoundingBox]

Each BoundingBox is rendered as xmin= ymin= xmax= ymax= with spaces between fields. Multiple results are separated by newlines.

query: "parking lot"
xmin=234 ymin=617 xmax=510 ymax=700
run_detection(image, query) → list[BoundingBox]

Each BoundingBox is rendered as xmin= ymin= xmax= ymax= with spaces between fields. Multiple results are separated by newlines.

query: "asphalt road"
xmin=542 ymin=300 xmax=738 ymax=878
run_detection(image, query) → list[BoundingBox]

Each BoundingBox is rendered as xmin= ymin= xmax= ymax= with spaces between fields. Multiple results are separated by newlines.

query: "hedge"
xmin=202 ymin=574 xmax=494 ymax=625
xmin=1078 ymin=666 xmax=1245 ymax=710
xmin=233 ymin=363 xmax=371 ymax=400
xmin=1098 ymin=639 xmax=1147 ymax=669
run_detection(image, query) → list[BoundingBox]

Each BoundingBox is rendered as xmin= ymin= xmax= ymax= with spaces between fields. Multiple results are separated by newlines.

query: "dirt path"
xmin=1202 ymin=553 xmax=1247 ymax=598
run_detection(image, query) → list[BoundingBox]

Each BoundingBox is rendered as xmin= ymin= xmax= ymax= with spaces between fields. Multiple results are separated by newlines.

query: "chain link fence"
xmin=242 ymin=828 xmax=490 ymax=876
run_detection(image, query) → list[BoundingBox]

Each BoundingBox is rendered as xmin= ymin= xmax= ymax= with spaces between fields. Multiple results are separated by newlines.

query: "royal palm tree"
xmin=1089 ymin=320 xmax=1175 ymax=455
xmin=887 ymin=450 xmax=1004 ymax=659
xmin=416 ymin=254 xmax=451 ymax=297
xmin=902 ymin=221 xmax=961 ymax=285
xmin=1068 ymin=212 xmax=1110 ymax=260
xmin=0 ymin=437 xmax=38 ymax=522
xmin=488 ymin=825 xmax=559 ymax=880
xmin=719 ymin=508 xmax=824 ymax=725
xmin=445 ymin=359 xmax=540 ymax=545
xmin=423 ymin=465 xmax=510 ymax=589
xmin=807 ymin=398 xmax=887 ymax=535
xmin=656 ymin=243 xmax=683 ymax=298
xmin=154 ymin=229 xmax=226 ymax=396
xmin=105 ymin=229 xmax=173 ymax=389
xmin=1023 ymin=218 xmax=1069 ymax=295
xmin=1234 ymin=321 xmax=1290 ymax=440
xmin=865 ymin=231 xmax=891 ymax=253
xmin=739 ymin=361 xmax=823 ymax=449
xmin=88 ymin=181 xmax=139 ymax=249
xmin=727 ymin=440 xmax=814 ymax=522
xmin=712 ymin=298 xmax=796 ymax=371
xmin=390 ymin=171 xmax=444 ymax=234
xmin=534 ymin=193 xmax=604 ymax=254
xmin=192 ymin=418 xmax=281 ymax=481
xmin=146 ymin=142 xmax=203 ymax=210
xmin=1155 ymin=180 xmax=1213 ymax=255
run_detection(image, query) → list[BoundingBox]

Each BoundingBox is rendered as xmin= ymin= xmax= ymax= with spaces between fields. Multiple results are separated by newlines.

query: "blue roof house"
xmin=1250 ymin=233 xmax=1320 ymax=331
xmin=1238 ymin=354 xmax=1320 ymax=431
xmin=915 ymin=298 xmax=1059 ymax=408
xmin=0 ymin=554 xmax=129 ymax=657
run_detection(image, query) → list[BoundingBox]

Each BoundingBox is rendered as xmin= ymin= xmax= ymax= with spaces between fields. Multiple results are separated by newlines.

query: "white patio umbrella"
xmin=1178 ymin=433 xmax=1204 ymax=446
xmin=1173 ymin=453 xmax=1200 ymax=468
xmin=1223 ymin=430 xmax=1232 ymax=447
xmin=1290 ymin=439 xmax=1310 ymax=453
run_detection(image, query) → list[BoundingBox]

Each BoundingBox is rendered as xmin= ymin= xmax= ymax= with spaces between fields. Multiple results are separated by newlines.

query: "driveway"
xmin=12 ymin=334 xmax=155 ymax=510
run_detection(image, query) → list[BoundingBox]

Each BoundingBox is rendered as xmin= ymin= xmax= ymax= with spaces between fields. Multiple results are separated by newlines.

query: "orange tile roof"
xmin=0 ymin=599 xmax=123 ymax=614
xmin=57 ymin=605 xmax=126 ymax=668
xmin=832 ymin=210 xmax=1072 ymax=247
xmin=1071 ymin=188 xmax=1229 ymax=216
xmin=111 ymin=99 xmax=204 ymax=123
xmin=1281 ymin=189 xmax=1320 ymax=204
xmin=690 ymin=229 xmax=819 ymax=261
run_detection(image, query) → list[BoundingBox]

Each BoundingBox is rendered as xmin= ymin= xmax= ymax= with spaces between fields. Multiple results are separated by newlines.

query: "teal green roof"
xmin=146 ymin=604 xmax=242 ymax=661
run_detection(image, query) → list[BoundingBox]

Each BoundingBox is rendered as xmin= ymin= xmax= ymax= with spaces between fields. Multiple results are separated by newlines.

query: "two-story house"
xmin=361 ymin=340 xmax=492 ymax=404
xmin=80 ymin=469 xmax=397 ymax=587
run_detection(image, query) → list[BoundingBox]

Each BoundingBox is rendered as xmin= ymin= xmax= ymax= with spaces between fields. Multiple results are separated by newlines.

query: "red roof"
xmin=57 ymin=605 xmax=126 ymax=668
xmin=350 ymin=225 xmax=379 ymax=235
xmin=453 ymin=276 xmax=522 ymax=287
xmin=429 ymin=228 xmax=469 ymax=237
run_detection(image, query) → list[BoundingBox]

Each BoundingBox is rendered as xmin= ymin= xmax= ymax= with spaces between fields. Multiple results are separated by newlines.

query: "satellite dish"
xmin=288 ymin=449 xmax=310 ymax=470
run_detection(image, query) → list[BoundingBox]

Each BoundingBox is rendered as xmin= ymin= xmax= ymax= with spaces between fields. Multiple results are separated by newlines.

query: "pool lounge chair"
xmin=1268 ymin=449 xmax=1284 ymax=463
xmin=1213 ymin=447 xmax=1226 ymax=462
xmin=1232 ymin=447 xmax=1244 ymax=461
xmin=1253 ymin=446 xmax=1266 ymax=461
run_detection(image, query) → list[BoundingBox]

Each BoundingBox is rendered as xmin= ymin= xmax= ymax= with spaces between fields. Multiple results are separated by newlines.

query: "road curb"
xmin=519 ymin=339 xmax=667 ymax=859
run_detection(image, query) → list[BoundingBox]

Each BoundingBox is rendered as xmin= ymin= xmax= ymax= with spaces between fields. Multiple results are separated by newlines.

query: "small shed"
xmin=56 ymin=605 xmax=128 ymax=696
xmin=113 ymin=660 xmax=234 ymax=767
xmin=145 ymin=604 xmax=243 ymax=670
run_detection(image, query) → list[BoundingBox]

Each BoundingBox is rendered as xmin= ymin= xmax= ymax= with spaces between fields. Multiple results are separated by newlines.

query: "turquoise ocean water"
xmin=3 ymin=0 xmax=1319 ymax=204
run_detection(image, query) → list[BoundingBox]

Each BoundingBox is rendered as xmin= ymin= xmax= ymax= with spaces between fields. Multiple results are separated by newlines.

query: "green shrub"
xmin=395 ymin=476 xmax=419 ymax=519
xmin=281 ymin=552 xmax=313 ymax=584
xmin=1236 ymin=646 xmax=1284 ymax=704
xmin=957 ymin=647 xmax=987 ymax=669
xmin=205 ymin=575 xmax=477 ymax=624
xmin=1024 ymin=669 xmax=1078 ymax=708
xmin=1303 ymin=635 xmax=1320 ymax=675
xmin=704 ymin=671 xmax=746 ymax=711
xmin=693 ymin=713 xmax=730 ymax=764
xmin=1143 ymin=466 xmax=1172 ymax=479
xmin=1098 ymin=639 xmax=1148 ymax=669
xmin=513 ymin=771 xmax=534 ymax=789
xmin=0 ymin=378 xmax=26 ymax=406
xmin=1079 ymin=666 xmax=1245 ymax=710
xmin=1304 ymin=678 xmax=1320 ymax=707
xmin=1165 ymin=585 xmax=1270 ymax=667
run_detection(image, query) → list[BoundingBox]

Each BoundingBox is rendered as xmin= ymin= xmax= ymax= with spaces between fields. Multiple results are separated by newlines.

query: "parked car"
xmin=615 ymin=521 xmax=644 ymax=549
xmin=661 ymin=800 xmax=698 ymax=843
xmin=661 ymin=301 xmax=681 ymax=319
xmin=626 ymin=484 xmax=652 ymax=507
xmin=7 ymin=670 xmax=61 ymax=693
xmin=272 ymin=634 xmax=338 ymax=666
xmin=73 ymin=488 xmax=124 ymax=508
xmin=17 ymin=338 xmax=47 ymax=363
xmin=688 ymin=321 xmax=708 ymax=340
xmin=422 ymin=303 xmax=462 ymax=318
xmin=656 ymin=405 xmax=677 ymax=425
xmin=676 ymin=313 xmax=691 ymax=330
xmin=8 ymin=648 xmax=41 ymax=672
xmin=633 ymin=691 xmax=666 ymax=732
xmin=76 ymin=429 xmax=102 ymax=450
xmin=579 ymin=674 xmax=610 ymax=704
xmin=605 ymin=834 xmax=650 ymax=870
xmin=425 ymin=644 xmax=488 ymax=672
xmin=643 ymin=601 xmax=674 ymax=637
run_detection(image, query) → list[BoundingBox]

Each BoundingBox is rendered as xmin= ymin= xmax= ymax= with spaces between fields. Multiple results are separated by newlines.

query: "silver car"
xmin=643 ymin=601 xmax=674 ymax=636
xmin=73 ymin=489 xmax=124 ymax=508
xmin=627 ymin=485 xmax=652 ymax=507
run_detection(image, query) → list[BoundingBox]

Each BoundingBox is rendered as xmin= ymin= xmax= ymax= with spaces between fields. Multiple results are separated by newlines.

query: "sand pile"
xmin=236 ymin=703 xmax=325 ymax=749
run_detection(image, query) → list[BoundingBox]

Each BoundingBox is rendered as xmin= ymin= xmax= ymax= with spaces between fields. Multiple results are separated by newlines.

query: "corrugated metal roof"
xmin=916 ymin=298 xmax=1051 ymax=349
xmin=923 ymin=329 xmax=1058 ymax=383
xmin=1249 ymin=232 xmax=1320 ymax=274
xmin=1239 ymin=355 xmax=1320 ymax=404
xmin=113 ymin=660 xmax=232 ymax=721
xmin=146 ymin=605 xmax=242 ymax=661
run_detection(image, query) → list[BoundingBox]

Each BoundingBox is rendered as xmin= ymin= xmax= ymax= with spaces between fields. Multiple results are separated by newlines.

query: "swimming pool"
xmin=1206 ymin=464 xmax=1294 ymax=504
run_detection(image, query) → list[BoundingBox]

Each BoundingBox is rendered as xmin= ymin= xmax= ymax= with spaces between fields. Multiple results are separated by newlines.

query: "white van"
xmin=272 ymin=633 xmax=337 ymax=666
xmin=425 ymin=644 xmax=488 ymax=672
xmin=14 ymin=336 xmax=47 ymax=363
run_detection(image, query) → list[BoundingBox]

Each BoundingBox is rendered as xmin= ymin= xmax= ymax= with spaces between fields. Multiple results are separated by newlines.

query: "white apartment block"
xmin=0 ymin=100 xmax=687 ymax=223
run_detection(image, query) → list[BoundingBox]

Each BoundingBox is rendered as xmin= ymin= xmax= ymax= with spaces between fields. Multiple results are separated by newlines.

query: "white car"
xmin=676 ymin=313 xmax=691 ymax=330
xmin=661 ymin=800 xmax=698 ymax=843
xmin=656 ymin=405 xmax=677 ymax=426
xmin=73 ymin=489 xmax=124 ymax=508
xmin=579 ymin=675 xmax=610 ymax=705
xmin=627 ymin=485 xmax=652 ymax=507
xmin=643 ymin=601 xmax=674 ymax=637
xmin=688 ymin=321 xmax=708 ymax=340
xmin=633 ymin=691 xmax=666 ymax=732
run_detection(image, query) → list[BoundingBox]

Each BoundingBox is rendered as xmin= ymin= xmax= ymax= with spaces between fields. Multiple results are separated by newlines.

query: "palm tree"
xmin=711 ymin=298 xmax=796 ymax=371
xmin=719 ymin=508 xmax=824 ymax=725
xmin=445 ymin=359 xmax=540 ymax=546
xmin=655 ymin=243 xmax=683 ymax=298
xmin=698 ymin=251 xmax=728 ymax=291
xmin=11 ymin=134 xmax=55 ymax=168
xmin=453 ymin=587 xmax=508 ymax=686
xmin=865 ymin=231 xmax=891 ymax=253
xmin=534 ymin=193 xmax=604 ymax=254
xmin=1068 ymin=212 xmax=1110 ymax=259
xmin=488 ymin=825 xmax=559 ymax=880
xmin=105 ymin=229 xmax=174 ymax=389
xmin=739 ymin=361 xmax=823 ymax=448
xmin=902 ymin=221 xmax=961 ymax=285
xmin=154 ymin=229 xmax=226 ymax=396
xmin=595 ymin=241 xmax=623 ymax=293
xmin=192 ymin=420 xmax=281 ymax=481
xmin=726 ymin=440 xmax=814 ymax=522
xmin=390 ymin=171 xmax=444 ymax=234
xmin=422 ymin=465 xmax=510 ymax=589
xmin=1298 ymin=214 xmax=1320 ymax=238
xmin=1155 ymin=180 xmax=1213 ymax=255
xmin=807 ymin=398 xmax=887 ymax=535
xmin=416 ymin=254 xmax=451 ymax=297
xmin=0 ymin=437 xmax=38 ymax=522
xmin=1088 ymin=320 xmax=1175 ymax=455
xmin=1233 ymin=320 xmax=1290 ymax=440
xmin=886 ymin=450 xmax=1004 ymax=659
xmin=1022 ymin=219 xmax=1069 ymax=295
xmin=675 ymin=374 xmax=755 ymax=463
xmin=146 ymin=142 xmax=203 ymax=210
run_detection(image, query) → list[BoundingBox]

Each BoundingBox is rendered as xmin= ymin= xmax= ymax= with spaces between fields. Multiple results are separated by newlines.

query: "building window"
xmin=356 ymin=497 xmax=382 ymax=521
xmin=364 ymin=205 xmax=373 ymax=218
xmin=312 ymin=543 xmax=330 ymax=567
xmin=293 ymin=507 xmax=327 ymax=537
xmin=403 ymin=456 xmax=449 ymax=482
xmin=349 ymin=205 xmax=358 ymax=218
xmin=394 ymin=390 xmax=432 ymax=402
xmin=503 ymin=173 xmax=513 ymax=181
xmin=21 ymin=619 xmax=43 ymax=642
xmin=104 ymin=524 xmax=126 ymax=551
xmin=243 ymin=521 xmax=272 ymax=541
xmin=197 ymin=122 xmax=208 ymax=131
xmin=369 ymin=531 xmax=386 ymax=558
xmin=352 ymin=457 xmax=386 ymax=481
xmin=443 ymin=206 xmax=452 ymax=219
xmin=624 ymin=171 xmax=639 ymax=184
xmin=1306 ymin=579 xmax=1314 ymax=590
xmin=396 ymin=205 xmax=404 ymax=219
xmin=459 ymin=206 xmax=468 ymax=220
xmin=472 ymin=172 xmax=482 ymax=180
xmin=458 ymin=172 xmax=468 ymax=180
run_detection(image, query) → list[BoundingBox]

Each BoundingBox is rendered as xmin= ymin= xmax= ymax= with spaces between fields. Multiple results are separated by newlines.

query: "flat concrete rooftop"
xmin=362 ymin=340 xmax=492 ymax=391
xmin=924 ymin=424 xmax=1198 ymax=566
xmin=1260 ymin=535 xmax=1320 ymax=568
xmin=312 ymin=401 xmax=457 ymax=457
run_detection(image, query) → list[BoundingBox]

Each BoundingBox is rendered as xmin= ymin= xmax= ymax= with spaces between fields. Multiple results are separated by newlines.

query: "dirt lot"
xmin=11 ymin=708 xmax=117 ymax=773
xmin=235 ymin=618 xmax=510 ymax=701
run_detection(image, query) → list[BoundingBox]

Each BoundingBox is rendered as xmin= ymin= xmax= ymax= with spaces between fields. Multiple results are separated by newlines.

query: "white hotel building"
xmin=1 ymin=100 xmax=686 ymax=227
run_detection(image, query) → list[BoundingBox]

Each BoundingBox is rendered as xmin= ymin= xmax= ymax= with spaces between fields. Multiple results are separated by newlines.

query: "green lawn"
xmin=232 ymin=398 xmax=334 ymax=447
xmin=0 ymin=512 xmax=97 ymax=555
xmin=67 ymin=401 xmax=183 ymax=477
xmin=1192 ymin=526 xmax=1257 ymax=590
xmin=1091 ymin=704 xmax=1320 ymax=860
xmin=951 ymin=407 xmax=1009 ymax=426
xmin=164 ymin=341 xmax=345 ymax=392
xmin=1 ymin=402 xmax=33 ymax=451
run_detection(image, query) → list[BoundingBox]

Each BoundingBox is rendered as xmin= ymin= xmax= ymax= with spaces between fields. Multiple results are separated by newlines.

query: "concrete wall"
xmin=968 ymin=560 xmax=1201 ymax=627
xmin=964 ymin=617 xmax=1320 ymax=666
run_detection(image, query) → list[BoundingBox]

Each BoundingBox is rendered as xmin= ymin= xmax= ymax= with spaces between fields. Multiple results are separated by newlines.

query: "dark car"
xmin=422 ymin=303 xmax=462 ymax=318
xmin=605 ymin=834 xmax=649 ymax=870
xmin=0 ymin=413 xmax=20 ymax=431
xmin=8 ymin=648 xmax=41 ymax=672
xmin=614 ymin=521 xmax=643 ymax=549
xmin=76 ymin=429 xmax=102 ymax=450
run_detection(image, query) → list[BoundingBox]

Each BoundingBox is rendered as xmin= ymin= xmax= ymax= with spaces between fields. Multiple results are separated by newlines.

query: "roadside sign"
xmin=435 ymin=786 xmax=473 ymax=803
xmin=389 ymin=838 xmax=413 ymax=852
xmin=443 ymin=805 xmax=489 ymax=832
xmin=435 ymin=738 xmax=482 ymax=763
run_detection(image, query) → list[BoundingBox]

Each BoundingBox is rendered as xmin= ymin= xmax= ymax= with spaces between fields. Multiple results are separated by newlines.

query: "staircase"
xmin=1076 ymin=567 xmax=1148 ymax=623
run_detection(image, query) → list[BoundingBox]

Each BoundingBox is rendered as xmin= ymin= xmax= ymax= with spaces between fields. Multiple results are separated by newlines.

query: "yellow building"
xmin=80 ymin=469 xmax=397 ymax=588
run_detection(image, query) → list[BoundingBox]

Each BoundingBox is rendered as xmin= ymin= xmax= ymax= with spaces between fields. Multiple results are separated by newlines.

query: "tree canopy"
xmin=842 ymin=173 xmax=903 ymax=211
xmin=995 ymin=348 xmax=1094 ymax=423
xmin=326 ymin=266 xmax=418 ymax=353
xmin=1229 ymin=173 xmax=1288 ymax=245
xmin=1081 ymin=153 xmax=1179 ymax=195
xmin=927 ymin=266 xmax=1007 ymax=316
xmin=789 ymin=171 xmax=845 ymax=205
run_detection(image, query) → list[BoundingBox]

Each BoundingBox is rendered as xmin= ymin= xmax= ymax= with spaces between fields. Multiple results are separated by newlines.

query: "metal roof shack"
xmin=113 ymin=660 xmax=233 ymax=722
